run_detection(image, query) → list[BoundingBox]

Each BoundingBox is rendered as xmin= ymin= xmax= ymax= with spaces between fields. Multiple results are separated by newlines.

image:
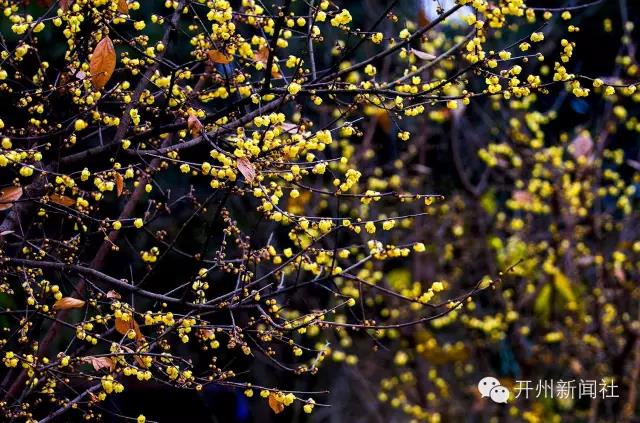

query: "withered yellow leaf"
xmin=90 ymin=36 xmax=116 ymax=90
xmin=53 ymin=297 xmax=86 ymax=310
xmin=0 ymin=186 xmax=23 ymax=211
xmin=207 ymin=50 xmax=233 ymax=64
xmin=267 ymin=393 xmax=285 ymax=414
xmin=237 ymin=157 xmax=256 ymax=183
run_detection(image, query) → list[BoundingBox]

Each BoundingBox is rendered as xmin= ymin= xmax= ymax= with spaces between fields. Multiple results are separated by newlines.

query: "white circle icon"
xmin=478 ymin=376 xmax=510 ymax=403
xmin=489 ymin=385 xmax=509 ymax=403
xmin=477 ymin=376 xmax=500 ymax=398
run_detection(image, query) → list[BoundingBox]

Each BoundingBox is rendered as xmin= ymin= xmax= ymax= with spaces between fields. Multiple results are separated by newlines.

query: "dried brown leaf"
xmin=268 ymin=393 xmax=285 ymax=414
xmin=187 ymin=113 xmax=203 ymax=138
xmin=50 ymin=193 xmax=75 ymax=207
xmin=255 ymin=46 xmax=270 ymax=64
xmin=207 ymin=50 xmax=233 ymax=64
xmin=117 ymin=0 xmax=128 ymax=14
xmin=271 ymin=66 xmax=282 ymax=79
xmin=287 ymin=190 xmax=311 ymax=215
xmin=121 ymin=345 xmax=149 ymax=368
xmin=410 ymin=49 xmax=437 ymax=61
xmin=614 ymin=265 xmax=626 ymax=283
xmin=53 ymin=297 xmax=86 ymax=310
xmin=237 ymin=157 xmax=256 ymax=183
xmin=106 ymin=290 xmax=121 ymax=300
xmin=372 ymin=108 xmax=391 ymax=133
xmin=90 ymin=36 xmax=116 ymax=90
xmin=133 ymin=353 xmax=149 ymax=368
xmin=280 ymin=122 xmax=300 ymax=134
xmin=84 ymin=356 xmax=115 ymax=371
xmin=576 ymin=255 xmax=594 ymax=266
xmin=256 ymin=46 xmax=280 ymax=78
xmin=512 ymin=190 xmax=533 ymax=206
xmin=418 ymin=9 xmax=429 ymax=27
xmin=115 ymin=173 xmax=124 ymax=197
xmin=198 ymin=328 xmax=215 ymax=339
xmin=0 ymin=186 xmax=23 ymax=211
xmin=569 ymin=133 xmax=594 ymax=163
xmin=115 ymin=315 xmax=143 ymax=340
xmin=569 ymin=358 xmax=583 ymax=375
